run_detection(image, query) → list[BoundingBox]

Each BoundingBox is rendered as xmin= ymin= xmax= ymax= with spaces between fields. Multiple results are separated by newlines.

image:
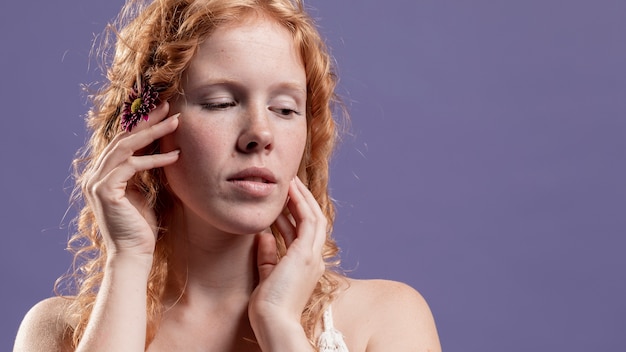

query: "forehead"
xmin=209 ymin=13 xmax=294 ymax=48
xmin=184 ymin=14 xmax=305 ymax=89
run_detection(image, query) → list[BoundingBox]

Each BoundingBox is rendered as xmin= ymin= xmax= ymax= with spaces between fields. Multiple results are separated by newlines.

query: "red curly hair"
xmin=57 ymin=0 xmax=345 ymax=348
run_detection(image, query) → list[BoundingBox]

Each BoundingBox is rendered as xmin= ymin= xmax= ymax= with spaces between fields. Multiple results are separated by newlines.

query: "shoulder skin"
xmin=333 ymin=278 xmax=442 ymax=352
xmin=13 ymin=297 xmax=74 ymax=352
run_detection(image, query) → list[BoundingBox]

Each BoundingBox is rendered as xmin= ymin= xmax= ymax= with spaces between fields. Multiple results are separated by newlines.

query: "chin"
xmin=216 ymin=216 xmax=277 ymax=236
xmin=206 ymin=204 xmax=284 ymax=236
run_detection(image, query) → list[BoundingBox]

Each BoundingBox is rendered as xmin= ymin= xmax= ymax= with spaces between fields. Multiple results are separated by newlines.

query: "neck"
xmin=162 ymin=207 xmax=262 ymax=308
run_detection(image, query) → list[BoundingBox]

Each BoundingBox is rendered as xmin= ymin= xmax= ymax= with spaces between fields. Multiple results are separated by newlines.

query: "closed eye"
xmin=272 ymin=107 xmax=302 ymax=117
xmin=201 ymin=101 xmax=237 ymax=110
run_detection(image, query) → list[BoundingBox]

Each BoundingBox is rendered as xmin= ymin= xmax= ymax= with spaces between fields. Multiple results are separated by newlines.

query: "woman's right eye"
xmin=201 ymin=101 xmax=237 ymax=110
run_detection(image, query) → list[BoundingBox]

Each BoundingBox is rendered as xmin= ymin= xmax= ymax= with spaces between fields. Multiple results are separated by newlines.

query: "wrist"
xmin=251 ymin=316 xmax=314 ymax=352
xmin=106 ymin=252 xmax=154 ymax=274
xmin=78 ymin=250 xmax=153 ymax=351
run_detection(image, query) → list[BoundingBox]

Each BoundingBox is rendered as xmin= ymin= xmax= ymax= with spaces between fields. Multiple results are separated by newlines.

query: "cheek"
xmin=289 ymin=125 xmax=308 ymax=172
xmin=294 ymin=132 xmax=307 ymax=160
xmin=160 ymin=114 xmax=221 ymax=155
xmin=161 ymin=124 xmax=223 ymax=193
xmin=178 ymin=134 xmax=226 ymax=174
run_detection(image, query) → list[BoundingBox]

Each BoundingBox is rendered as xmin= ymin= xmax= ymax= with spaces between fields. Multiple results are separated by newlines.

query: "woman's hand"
xmin=248 ymin=177 xmax=327 ymax=350
xmin=83 ymin=102 xmax=180 ymax=258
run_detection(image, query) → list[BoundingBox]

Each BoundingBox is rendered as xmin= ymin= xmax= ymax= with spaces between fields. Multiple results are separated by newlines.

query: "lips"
xmin=227 ymin=167 xmax=277 ymax=184
xmin=226 ymin=167 xmax=278 ymax=197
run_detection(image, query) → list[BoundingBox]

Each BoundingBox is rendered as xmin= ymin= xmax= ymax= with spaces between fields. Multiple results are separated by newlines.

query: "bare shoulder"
xmin=13 ymin=296 xmax=74 ymax=352
xmin=333 ymin=278 xmax=441 ymax=352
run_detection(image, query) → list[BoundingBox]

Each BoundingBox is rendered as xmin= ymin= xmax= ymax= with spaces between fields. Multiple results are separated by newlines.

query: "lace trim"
xmin=317 ymin=306 xmax=349 ymax=352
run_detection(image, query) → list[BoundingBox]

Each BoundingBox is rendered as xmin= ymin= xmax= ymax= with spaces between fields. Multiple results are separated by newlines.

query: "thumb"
xmin=255 ymin=232 xmax=278 ymax=282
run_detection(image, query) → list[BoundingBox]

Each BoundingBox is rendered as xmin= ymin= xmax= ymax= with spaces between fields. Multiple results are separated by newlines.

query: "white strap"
xmin=317 ymin=306 xmax=349 ymax=352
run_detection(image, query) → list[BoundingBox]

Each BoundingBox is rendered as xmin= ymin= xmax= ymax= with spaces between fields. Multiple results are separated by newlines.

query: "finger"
xmin=274 ymin=212 xmax=296 ymax=248
xmin=256 ymin=232 xmax=278 ymax=282
xmin=131 ymin=103 xmax=173 ymax=156
xmin=96 ymin=150 xmax=181 ymax=200
xmin=125 ymin=101 xmax=170 ymax=134
xmin=285 ymin=178 xmax=320 ymax=250
xmin=294 ymin=177 xmax=326 ymax=221
xmin=290 ymin=177 xmax=327 ymax=251
xmin=95 ymin=113 xmax=179 ymax=181
xmin=91 ymin=102 xmax=171 ymax=174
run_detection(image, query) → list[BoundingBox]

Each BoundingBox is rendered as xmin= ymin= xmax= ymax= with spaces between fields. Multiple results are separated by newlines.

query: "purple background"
xmin=2 ymin=1 xmax=625 ymax=351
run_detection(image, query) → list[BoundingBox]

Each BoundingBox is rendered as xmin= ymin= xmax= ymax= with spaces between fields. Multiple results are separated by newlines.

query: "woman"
xmin=14 ymin=0 xmax=441 ymax=351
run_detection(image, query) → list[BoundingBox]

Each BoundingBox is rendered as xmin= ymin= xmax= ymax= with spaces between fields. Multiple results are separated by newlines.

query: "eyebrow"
xmin=273 ymin=81 xmax=307 ymax=95
xmin=187 ymin=78 xmax=306 ymax=98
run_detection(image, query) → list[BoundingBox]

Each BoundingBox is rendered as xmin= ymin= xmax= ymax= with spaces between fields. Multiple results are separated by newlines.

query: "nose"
xmin=237 ymin=106 xmax=274 ymax=153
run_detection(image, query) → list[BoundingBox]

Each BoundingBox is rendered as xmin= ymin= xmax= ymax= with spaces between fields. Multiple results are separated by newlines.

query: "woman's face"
xmin=161 ymin=15 xmax=307 ymax=235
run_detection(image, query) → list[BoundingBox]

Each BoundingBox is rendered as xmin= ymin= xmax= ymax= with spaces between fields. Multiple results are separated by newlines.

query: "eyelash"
xmin=274 ymin=108 xmax=302 ymax=116
xmin=201 ymin=102 xmax=302 ymax=117
xmin=201 ymin=101 xmax=237 ymax=110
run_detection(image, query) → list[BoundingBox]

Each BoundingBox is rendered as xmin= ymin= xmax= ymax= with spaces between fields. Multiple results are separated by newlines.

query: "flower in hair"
xmin=121 ymin=79 xmax=159 ymax=132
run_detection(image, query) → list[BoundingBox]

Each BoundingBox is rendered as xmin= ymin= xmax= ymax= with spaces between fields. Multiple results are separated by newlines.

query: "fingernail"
xmin=171 ymin=113 xmax=181 ymax=120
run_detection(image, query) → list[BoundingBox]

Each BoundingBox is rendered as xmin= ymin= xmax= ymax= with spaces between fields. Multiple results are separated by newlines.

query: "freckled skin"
xmin=160 ymin=17 xmax=308 ymax=236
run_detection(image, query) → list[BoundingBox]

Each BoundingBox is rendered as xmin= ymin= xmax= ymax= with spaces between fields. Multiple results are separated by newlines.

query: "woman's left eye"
xmin=201 ymin=101 xmax=237 ymax=110
xmin=272 ymin=107 xmax=302 ymax=117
